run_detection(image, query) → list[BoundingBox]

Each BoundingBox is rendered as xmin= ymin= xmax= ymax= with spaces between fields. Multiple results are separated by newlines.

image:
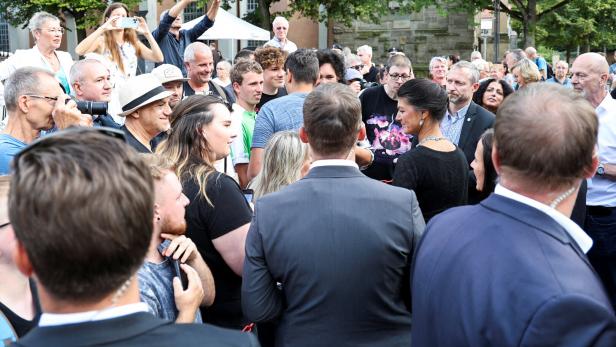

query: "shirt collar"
xmin=494 ymin=184 xmax=593 ymax=253
xmin=38 ymin=303 xmax=149 ymax=327
xmin=447 ymin=102 xmax=471 ymax=120
xmin=596 ymin=93 xmax=616 ymax=115
xmin=310 ymin=159 xmax=358 ymax=170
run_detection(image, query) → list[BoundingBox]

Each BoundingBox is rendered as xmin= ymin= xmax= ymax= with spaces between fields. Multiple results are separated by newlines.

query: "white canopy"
xmin=182 ymin=10 xmax=270 ymax=41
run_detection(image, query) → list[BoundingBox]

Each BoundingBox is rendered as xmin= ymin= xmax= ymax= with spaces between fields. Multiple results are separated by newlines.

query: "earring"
xmin=419 ymin=119 xmax=424 ymax=127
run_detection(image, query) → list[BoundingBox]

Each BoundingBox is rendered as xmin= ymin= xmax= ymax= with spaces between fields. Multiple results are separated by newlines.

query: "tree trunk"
xmin=327 ymin=17 xmax=334 ymax=48
xmin=258 ymin=0 xmax=271 ymax=31
xmin=523 ymin=0 xmax=537 ymax=47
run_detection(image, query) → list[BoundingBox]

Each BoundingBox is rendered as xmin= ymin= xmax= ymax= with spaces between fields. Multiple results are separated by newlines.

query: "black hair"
xmin=478 ymin=129 xmax=497 ymax=198
xmin=472 ymin=78 xmax=514 ymax=112
xmin=316 ymin=49 xmax=345 ymax=83
xmin=397 ymin=78 xmax=448 ymax=122
xmin=284 ymin=48 xmax=319 ymax=84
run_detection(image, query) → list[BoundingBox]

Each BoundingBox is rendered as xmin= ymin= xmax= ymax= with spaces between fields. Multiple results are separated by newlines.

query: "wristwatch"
xmin=597 ymin=162 xmax=606 ymax=176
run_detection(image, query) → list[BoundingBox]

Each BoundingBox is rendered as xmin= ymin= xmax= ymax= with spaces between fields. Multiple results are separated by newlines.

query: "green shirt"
xmin=231 ymin=108 xmax=257 ymax=166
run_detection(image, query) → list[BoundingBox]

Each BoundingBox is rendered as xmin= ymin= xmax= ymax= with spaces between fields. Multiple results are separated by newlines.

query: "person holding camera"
xmin=75 ymin=2 xmax=164 ymax=122
xmin=0 ymin=67 xmax=92 ymax=175
xmin=137 ymin=154 xmax=215 ymax=324
xmin=70 ymin=59 xmax=120 ymax=128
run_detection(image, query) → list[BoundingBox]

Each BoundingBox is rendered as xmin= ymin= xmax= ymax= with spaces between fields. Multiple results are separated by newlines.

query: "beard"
xmin=160 ymin=217 xmax=186 ymax=236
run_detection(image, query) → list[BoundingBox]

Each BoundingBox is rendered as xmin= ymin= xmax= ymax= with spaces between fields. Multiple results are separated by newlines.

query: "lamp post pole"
xmin=494 ymin=0 xmax=500 ymax=62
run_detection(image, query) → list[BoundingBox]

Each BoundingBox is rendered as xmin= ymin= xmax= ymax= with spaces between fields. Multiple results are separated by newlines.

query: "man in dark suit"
xmin=9 ymin=128 xmax=258 ymax=347
xmin=412 ymin=84 xmax=616 ymax=346
xmin=443 ymin=61 xmax=495 ymax=203
xmin=242 ymin=83 xmax=425 ymax=347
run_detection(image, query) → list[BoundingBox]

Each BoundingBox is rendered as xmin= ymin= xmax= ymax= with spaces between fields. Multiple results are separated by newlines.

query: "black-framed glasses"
xmin=0 ymin=222 xmax=10 ymax=229
xmin=388 ymin=74 xmax=411 ymax=81
xmin=25 ymin=95 xmax=59 ymax=103
xmin=351 ymin=65 xmax=364 ymax=71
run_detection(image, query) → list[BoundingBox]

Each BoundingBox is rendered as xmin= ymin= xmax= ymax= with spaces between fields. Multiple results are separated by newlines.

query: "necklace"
xmin=418 ymin=135 xmax=448 ymax=146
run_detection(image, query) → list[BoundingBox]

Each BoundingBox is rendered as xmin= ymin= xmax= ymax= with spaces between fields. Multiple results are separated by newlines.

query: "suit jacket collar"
xmin=304 ymin=165 xmax=365 ymax=179
xmin=458 ymin=101 xmax=480 ymax=151
xmin=481 ymin=194 xmax=592 ymax=267
xmin=18 ymin=312 xmax=169 ymax=346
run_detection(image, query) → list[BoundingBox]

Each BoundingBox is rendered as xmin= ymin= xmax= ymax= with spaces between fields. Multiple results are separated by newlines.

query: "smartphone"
xmin=242 ymin=189 xmax=254 ymax=204
xmin=157 ymin=240 xmax=189 ymax=290
xmin=118 ymin=17 xmax=139 ymax=29
xmin=173 ymin=260 xmax=189 ymax=290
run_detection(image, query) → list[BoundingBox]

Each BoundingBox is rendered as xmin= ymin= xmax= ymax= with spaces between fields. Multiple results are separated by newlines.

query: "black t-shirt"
xmin=363 ymin=65 xmax=378 ymax=83
xmin=0 ymin=279 xmax=41 ymax=338
xmin=183 ymin=172 xmax=253 ymax=329
xmin=183 ymin=81 xmax=234 ymax=102
xmin=255 ymin=87 xmax=287 ymax=113
xmin=393 ymin=146 xmax=469 ymax=222
xmin=359 ymin=85 xmax=413 ymax=181
xmin=121 ymin=125 xmax=152 ymax=153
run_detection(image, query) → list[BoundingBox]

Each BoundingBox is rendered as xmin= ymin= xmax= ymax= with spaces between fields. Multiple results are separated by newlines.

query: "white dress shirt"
xmin=38 ymin=302 xmax=149 ymax=327
xmin=587 ymin=93 xmax=616 ymax=206
xmin=495 ymin=184 xmax=593 ymax=253
xmin=310 ymin=159 xmax=358 ymax=170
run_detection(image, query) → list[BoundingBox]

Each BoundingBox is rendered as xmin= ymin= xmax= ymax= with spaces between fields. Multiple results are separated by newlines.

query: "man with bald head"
xmin=572 ymin=52 xmax=616 ymax=307
xmin=183 ymin=42 xmax=232 ymax=100
xmin=525 ymin=46 xmax=547 ymax=80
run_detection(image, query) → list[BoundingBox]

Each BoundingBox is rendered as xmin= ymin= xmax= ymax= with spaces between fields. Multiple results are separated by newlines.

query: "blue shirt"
xmin=546 ymin=77 xmax=573 ymax=88
xmin=441 ymin=103 xmax=470 ymax=146
xmin=251 ymin=92 xmax=308 ymax=149
xmin=609 ymin=63 xmax=616 ymax=75
xmin=152 ymin=13 xmax=214 ymax=76
xmin=535 ymin=57 xmax=547 ymax=72
xmin=0 ymin=134 xmax=27 ymax=175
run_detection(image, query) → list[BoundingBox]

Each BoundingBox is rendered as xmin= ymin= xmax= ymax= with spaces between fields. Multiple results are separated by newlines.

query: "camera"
xmin=67 ymin=98 xmax=108 ymax=116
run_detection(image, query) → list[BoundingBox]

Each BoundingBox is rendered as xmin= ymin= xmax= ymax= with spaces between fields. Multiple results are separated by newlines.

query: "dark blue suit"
xmin=412 ymin=194 xmax=616 ymax=346
xmin=242 ymin=165 xmax=425 ymax=347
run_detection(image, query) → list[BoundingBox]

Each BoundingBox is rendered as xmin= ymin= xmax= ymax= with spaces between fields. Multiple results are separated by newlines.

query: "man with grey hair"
xmin=153 ymin=0 xmax=221 ymax=75
xmin=444 ymin=61 xmax=495 ymax=203
xmin=183 ymin=42 xmax=232 ymax=100
xmin=429 ymin=56 xmax=448 ymax=87
xmin=546 ymin=60 xmax=572 ymax=88
xmin=525 ymin=46 xmax=547 ymax=80
xmin=470 ymin=51 xmax=482 ymax=61
xmin=264 ymin=16 xmax=297 ymax=53
xmin=504 ymin=48 xmax=527 ymax=87
xmin=412 ymin=83 xmax=616 ymax=346
xmin=571 ymin=52 xmax=616 ymax=307
xmin=70 ymin=59 xmax=120 ymax=128
xmin=247 ymin=49 xmax=318 ymax=180
xmin=0 ymin=67 xmax=91 ymax=174
xmin=357 ymin=45 xmax=377 ymax=82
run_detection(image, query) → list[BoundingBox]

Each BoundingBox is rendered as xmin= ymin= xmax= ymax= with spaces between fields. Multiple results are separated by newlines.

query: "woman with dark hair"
xmin=471 ymin=129 xmax=497 ymax=200
xmin=156 ymin=95 xmax=252 ymax=329
xmin=472 ymin=78 xmax=514 ymax=113
xmin=316 ymin=49 xmax=345 ymax=85
xmin=392 ymin=78 xmax=468 ymax=222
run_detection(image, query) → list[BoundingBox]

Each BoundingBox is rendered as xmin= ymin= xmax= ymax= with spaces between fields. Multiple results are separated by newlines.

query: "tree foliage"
xmin=284 ymin=1 xmax=416 ymax=27
xmin=0 ymin=0 xmax=141 ymax=32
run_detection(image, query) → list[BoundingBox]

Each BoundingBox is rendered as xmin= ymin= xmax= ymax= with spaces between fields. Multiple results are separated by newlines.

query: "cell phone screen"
xmin=118 ymin=17 xmax=138 ymax=29
xmin=242 ymin=189 xmax=254 ymax=203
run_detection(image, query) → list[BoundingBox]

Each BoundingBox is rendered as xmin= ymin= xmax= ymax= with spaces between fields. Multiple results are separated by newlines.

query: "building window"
xmin=183 ymin=3 xmax=202 ymax=22
xmin=247 ymin=0 xmax=258 ymax=12
xmin=0 ymin=14 xmax=9 ymax=54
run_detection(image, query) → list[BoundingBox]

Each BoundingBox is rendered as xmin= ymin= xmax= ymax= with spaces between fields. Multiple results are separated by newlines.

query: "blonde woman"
xmin=75 ymin=3 xmax=163 ymax=119
xmin=511 ymin=58 xmax=541 ymax=88
xmin=250 ymin=131 xmax=310 ymax=199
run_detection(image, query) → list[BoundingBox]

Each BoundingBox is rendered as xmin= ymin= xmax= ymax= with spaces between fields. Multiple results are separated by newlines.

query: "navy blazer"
xmin=458 ymin=101 xmax=495 ymax=167
xmin=242 ymin=165 xmax=425 ymax=347
xmin=411 ymin=194 xmax=616 ymax=347
xmin=13 ymin=312 xmax=259 ymax=347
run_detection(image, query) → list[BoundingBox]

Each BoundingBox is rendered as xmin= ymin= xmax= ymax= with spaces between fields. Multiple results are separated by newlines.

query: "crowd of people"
xmin=1 ymin=0 xmax=616 ymax=346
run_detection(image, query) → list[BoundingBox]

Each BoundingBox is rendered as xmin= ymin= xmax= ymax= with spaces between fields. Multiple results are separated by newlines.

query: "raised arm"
xmin=135 ymin=17 xmax=164 ymax=63
xmin=186 ymin=0 xmax=219 ymax=41
xmin=75 ymin=16 xmax=118 ymax=56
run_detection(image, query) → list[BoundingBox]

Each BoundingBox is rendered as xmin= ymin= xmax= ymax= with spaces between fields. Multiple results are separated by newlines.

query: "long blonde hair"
xmin=251 ymin=131 xmax=308 ymax=198
xmin=156 ymin=95 xmax=231 ymax=205
xmin=101 ymin=3 xmax=142 ymax=74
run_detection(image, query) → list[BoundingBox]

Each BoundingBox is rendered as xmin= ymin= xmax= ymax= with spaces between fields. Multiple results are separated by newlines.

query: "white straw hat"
xmin=118 ymin=74 xmax=173 ymax=117
xmin=151 ymin=64 xmax=190 ymax=84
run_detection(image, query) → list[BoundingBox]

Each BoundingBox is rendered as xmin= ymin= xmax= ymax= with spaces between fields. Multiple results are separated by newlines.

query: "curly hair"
xmin=316 ymin=49 xmax=345 ymax=83
xmin=472 ymin=78 xmax=514 ymax=112
xmin=254 ymin=46 xmax=286 ymax=70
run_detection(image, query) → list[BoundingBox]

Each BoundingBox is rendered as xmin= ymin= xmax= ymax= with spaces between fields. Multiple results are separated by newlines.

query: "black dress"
xmin=393 ymin=146 xmax=469 ymax=222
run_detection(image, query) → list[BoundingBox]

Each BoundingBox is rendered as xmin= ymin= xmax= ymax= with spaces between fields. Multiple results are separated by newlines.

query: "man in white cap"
xmin=118 ymin=73 xmax=172 ymax=153
xmin=152 ymin=64 xmax=190 ymax=109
